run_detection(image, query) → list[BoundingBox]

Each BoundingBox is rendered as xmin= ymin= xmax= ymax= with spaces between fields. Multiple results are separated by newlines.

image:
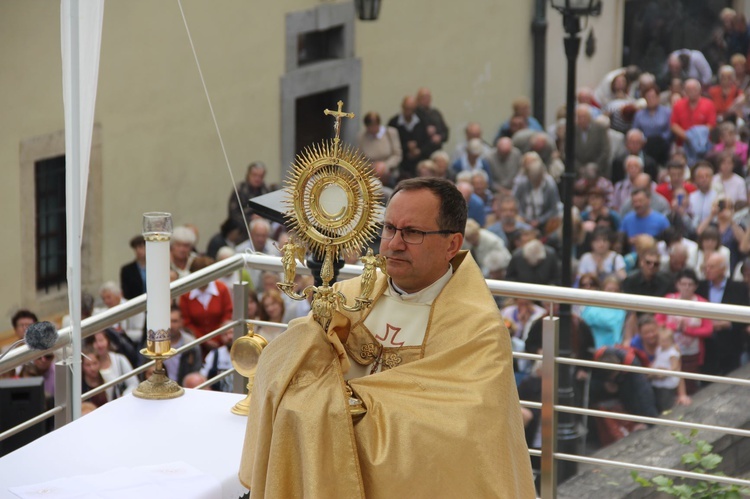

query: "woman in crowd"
xmin=712 ymin=122 xmax=748 ymax=165
xmin=711 ymin=151 xmax=747 ymax=205
xmin=501 ymin=298 xmax=546 ymax=343
xmin=88 ymin=331 xmax=138 ymax=400
xmin=655 ymin=269 xmax=713 ymax=395
xmin=81 ymin=344 xmax=109 ymax=407
xmin=256 ymin=288 xmax=287 ymax=342
xmin=179 ymin=255 xmax=233 ymax=356
xmin=579 ymin=275 xmax=626 ymax=348
xmin=577 ymin=227 xmax=627 ymax=283
xmin=694 ymin=225 xmax=733 ymax=280
xmin=696 ymin=198 xmax=745 ymax=273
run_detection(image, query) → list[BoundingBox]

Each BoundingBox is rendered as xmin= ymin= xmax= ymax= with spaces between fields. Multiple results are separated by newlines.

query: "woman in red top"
xmin=654 ymin=269 xmax=713 ymax=394
xmin=179 ymin=256 xmax=233 ymax=357
xmin=708 ymin=65 xmax=741 ymax=118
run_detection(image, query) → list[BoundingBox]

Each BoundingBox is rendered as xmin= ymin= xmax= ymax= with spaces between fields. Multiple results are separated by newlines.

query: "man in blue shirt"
xmin=620 ymin=188 xmax=670 ymax=242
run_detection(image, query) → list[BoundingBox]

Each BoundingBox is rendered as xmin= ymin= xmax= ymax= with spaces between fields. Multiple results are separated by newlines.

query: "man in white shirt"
xmin=689 ymin=161 xmax=718 ymax=226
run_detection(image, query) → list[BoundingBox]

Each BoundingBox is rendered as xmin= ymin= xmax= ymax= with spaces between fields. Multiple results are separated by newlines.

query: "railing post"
xmin=54 ymin=356 xmax=72 ymax=430
xmin=232 ymin=281 xmax=249 ymax=394
xmin=541 ymin=316 xmax=559 ymax=499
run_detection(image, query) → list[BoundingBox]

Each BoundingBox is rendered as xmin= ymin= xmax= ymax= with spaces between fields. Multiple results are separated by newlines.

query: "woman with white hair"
xmin=512 ymin=152 xmax=561 ymax=234
xmin=170 ymin=225 xmax=198 ymax=279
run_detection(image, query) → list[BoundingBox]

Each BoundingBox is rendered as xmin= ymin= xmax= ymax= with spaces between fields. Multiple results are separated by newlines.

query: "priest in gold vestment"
xmin=239 ymin=178 xmax=535 ymax=498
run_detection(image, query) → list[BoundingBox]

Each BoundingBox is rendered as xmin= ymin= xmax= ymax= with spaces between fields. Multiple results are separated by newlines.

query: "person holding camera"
xmin=696 ymin=196 xmax=746 ymax=272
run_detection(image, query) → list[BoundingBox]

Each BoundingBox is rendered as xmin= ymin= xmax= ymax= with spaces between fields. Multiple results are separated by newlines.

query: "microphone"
xmin=25 ymin=321 xmax=59 ymax=350
xmin=0 ymin=321 xmax=59 ymax=363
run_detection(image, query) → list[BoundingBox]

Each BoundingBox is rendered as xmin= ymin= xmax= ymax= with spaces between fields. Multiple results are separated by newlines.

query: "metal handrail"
xmin=2 ymin=252 xmax=750 ymax=496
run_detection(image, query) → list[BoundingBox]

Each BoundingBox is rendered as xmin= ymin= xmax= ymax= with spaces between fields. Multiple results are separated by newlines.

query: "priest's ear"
xmin=446 ymin=232 xmax=464 ymax=260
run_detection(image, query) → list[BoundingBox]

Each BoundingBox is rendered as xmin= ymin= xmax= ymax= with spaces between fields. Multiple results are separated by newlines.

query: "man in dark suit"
xmin=388 ymin=95 xmax=437 ymax=181
xmin=574 ymin=104 xmax=611 ymax=179
xmin=697 ymin=253 xmax=750 ymax=376
xmin=120 ymin=235 xmax=146 ymax=300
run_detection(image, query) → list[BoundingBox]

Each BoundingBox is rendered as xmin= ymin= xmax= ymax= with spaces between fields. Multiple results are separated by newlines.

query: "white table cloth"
xmin=0 ymin=389 xmax=250 ymax=499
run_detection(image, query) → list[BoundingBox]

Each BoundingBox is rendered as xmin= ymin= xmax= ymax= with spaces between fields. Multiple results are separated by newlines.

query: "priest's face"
xmin=380 ymin=189 xmax=461 ymax=293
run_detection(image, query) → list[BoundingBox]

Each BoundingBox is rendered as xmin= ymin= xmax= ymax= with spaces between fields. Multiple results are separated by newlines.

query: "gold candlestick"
xmin=133 ymin=212 xmax=184 ymax=400
xmin=133 ymin=330 xmax=184 ymax=400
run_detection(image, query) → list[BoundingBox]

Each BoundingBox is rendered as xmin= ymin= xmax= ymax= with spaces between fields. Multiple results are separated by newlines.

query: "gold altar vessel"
xmin=276 ymin=101 xmax=387 ymax=417
xmin=230 ymin=322 xmax=268 ymax=416
xmin=277 ymin=100 xmax=385 ymax=329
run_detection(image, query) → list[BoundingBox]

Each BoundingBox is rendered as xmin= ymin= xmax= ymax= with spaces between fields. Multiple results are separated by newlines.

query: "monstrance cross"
xmin=324 ymin=100 xmax=355 ymax=158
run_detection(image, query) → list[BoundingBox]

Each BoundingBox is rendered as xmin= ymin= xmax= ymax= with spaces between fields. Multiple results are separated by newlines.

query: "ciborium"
xmin=230 ymin=322 xmax=268 ymax=416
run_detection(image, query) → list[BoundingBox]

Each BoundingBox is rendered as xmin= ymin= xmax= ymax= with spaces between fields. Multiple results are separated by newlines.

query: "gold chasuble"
xmin=239 ymin=251 xmax=535 ymax=498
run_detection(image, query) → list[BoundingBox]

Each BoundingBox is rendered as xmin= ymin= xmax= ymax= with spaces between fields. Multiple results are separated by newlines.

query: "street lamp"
xmin=550 ymin=0 xmax=601 ymax=484
xmin=354 ymin=0 xmax=382 ymax=21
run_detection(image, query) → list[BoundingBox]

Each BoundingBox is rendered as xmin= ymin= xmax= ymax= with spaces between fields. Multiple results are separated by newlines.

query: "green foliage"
xmin=631 ymin=430 xmax=750 ymax=498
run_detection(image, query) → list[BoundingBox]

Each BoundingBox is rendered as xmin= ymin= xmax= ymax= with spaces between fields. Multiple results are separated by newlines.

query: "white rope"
xmin=176 ymin=0 xmax=254 ymax=250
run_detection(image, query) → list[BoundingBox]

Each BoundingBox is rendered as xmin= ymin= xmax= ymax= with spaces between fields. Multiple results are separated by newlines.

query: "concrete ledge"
xmin=558 ymin=364 xmax=750 ymax=498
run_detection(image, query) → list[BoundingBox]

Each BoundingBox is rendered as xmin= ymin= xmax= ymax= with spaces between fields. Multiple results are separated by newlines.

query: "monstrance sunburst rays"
xmin=283 ymin=139 xmax=381 ymax=264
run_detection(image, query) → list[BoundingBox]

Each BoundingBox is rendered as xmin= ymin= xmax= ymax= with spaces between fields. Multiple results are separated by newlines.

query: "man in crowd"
xmin=670 ymin=79 xmax=716 ymax=149
xmin=120 ymin=235 xmax=146 ymax=300
xmin=620 ymin=188 xmax=670 ymax=241
xmin=689 ymin=161 xmax=718 ymax=227
xmin=388 ymin=95 xmax=436 ymax=180
xmin=487 ymin=195 xmax=531 ymax=251
xmin=235 ymin=218 xmax=281 ymax=292
xmin=619 ymin=173 xmax=671 ymax=217
xmin=697 ymin=253 xmax=749 ymax=376
xmin=239 ymin=178 xmax=534 ymax=497
xmin=416 ymin=87 xmax=449 ymax=148
xmin=611 ymin=129 xmax=658 ymax=184
xmin=486 ymin=137 xmax=522 ymax=193
xmin=452 ymin=122 xmax=492 ymax=161
xmin=574 ymin=104 xmax=611 ymax=177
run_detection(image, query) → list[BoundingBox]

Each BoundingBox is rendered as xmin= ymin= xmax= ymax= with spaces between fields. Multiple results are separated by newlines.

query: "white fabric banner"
xmin=61 ymin=0 xmax=104 ymax=243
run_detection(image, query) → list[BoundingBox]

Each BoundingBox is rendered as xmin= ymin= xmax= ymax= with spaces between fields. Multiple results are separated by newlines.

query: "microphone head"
xmin=25 ymin=321 xmax=59 ymax=350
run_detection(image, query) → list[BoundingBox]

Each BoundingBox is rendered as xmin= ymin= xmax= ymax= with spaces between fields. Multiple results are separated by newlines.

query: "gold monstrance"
xmin=277 ymin=101 xmax=384 ymax=329
xmin=230 ymin=101 xmax=382 ymax=416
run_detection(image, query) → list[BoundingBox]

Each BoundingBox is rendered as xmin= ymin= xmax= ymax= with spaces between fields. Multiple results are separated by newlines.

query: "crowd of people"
xmin=5 ymin=8 xmax=750 ymax=453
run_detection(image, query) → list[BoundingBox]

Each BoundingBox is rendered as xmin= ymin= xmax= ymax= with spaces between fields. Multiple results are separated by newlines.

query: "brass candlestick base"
xmin=230 ymin=323 xmax=268 ymax=415
xmin=133 ymin=348 xmax=184 ymax=400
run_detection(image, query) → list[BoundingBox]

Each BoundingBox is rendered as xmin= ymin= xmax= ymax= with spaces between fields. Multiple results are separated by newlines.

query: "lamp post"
xmin=550 ymin=0 xmax=601 ymax=483
xmin=354 ymin=0 xmax=381 ymax=21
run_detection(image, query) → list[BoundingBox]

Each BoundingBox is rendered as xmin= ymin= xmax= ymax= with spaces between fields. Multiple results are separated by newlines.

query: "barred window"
xmin=35 ymin=155 xmax=66 ymax=293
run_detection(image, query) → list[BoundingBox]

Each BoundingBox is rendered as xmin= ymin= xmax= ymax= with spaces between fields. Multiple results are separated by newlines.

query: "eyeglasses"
xmin=642 ymin=260 xmax=660 ymax=267
xmin=380 ymin=223 xmax=455 ymax=245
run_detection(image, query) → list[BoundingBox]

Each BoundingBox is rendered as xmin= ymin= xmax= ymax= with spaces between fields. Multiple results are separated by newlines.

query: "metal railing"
xmin=1 ymin=253 xmax=750 ymax=498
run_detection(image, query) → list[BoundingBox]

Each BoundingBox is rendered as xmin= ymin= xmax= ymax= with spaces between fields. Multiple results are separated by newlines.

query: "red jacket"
xmin=179 ymin=280 xmax=233 ymax=338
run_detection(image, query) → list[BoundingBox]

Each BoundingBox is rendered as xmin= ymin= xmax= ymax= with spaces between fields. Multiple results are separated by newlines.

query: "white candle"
xmin=143 ymin=212 xmax=172 ymax=334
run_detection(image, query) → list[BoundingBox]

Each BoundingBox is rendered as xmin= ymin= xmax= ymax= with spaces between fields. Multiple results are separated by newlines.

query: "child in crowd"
xmin=649 ymin=328 xmax=690 ymax=412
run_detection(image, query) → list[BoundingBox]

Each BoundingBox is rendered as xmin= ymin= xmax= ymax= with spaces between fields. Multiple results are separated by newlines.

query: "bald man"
xmin=388 ymin=95 xmax=437 ymax=181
